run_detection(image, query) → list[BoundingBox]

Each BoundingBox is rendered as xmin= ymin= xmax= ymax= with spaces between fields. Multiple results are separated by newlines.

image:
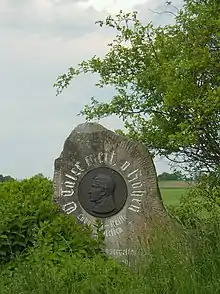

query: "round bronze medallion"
xmin=78 ymin=167 xmax=128 ymax=218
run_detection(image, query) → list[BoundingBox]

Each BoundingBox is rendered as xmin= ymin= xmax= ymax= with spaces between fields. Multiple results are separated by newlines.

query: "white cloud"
xmin=78 ymin=0 xmax=150 ymax=12
xmin=0 ymin=0 xmax=179 ymax=179
xmin=0 ymin=0 xmax=105 ymax=37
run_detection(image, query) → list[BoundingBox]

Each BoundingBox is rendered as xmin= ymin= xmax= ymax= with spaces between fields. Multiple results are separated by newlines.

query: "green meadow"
xmin=159 ymin=181 xmax=192 ymax=207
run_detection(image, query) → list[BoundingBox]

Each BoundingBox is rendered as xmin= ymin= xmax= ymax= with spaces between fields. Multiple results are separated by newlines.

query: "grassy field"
xmin=159 ymin=181 xmax=193 ymax=207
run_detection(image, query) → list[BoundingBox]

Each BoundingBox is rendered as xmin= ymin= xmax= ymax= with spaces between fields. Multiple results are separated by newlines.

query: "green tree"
xmin=34 ymin=173 xmax=45 ymax=179
xmin=55 ymin=0 xmax=220 ymax=172
xmin=0 ymin=175 xmax=14 ymax=182
xmin=158 ymin=171 xmax=184 ymax=181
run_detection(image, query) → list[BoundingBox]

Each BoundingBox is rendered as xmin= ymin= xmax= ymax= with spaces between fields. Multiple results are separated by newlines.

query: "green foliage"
xmin=0 ymin=177 xmax=103 ymax=265
xmin=2 ymin=222 xmax=220 ymax=293
xmin=55 ymin=0 xmax=220 ymax=172
xmin=171 ymin=170 xmax=220 ymax=227
xmin=2 ymin=175 xmax=220 ymax=292
xmin=0 ymin=174 xmax=14 ymax=183
xmin=0 ymin=252 xmax=128 ymax=294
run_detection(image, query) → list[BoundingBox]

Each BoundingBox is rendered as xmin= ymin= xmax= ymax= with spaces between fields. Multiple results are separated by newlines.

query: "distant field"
xmin=159 ymin=181 xmax=193 ymax=207
xmin=159 ymin=180 xmax=194 ymax=189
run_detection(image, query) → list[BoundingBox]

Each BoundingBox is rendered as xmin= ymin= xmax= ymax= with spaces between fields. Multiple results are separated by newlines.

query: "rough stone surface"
xmin=53 ymin=122 xmax=168 ymax=262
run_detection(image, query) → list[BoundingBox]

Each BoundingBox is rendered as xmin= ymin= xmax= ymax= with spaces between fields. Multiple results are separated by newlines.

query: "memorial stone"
xmin=53 ymin=122 xmax=168 ymax=262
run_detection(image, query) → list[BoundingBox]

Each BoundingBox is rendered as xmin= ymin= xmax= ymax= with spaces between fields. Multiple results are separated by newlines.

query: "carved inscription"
xmin=61 ymin=150 xmax=145 ymax=238
xmin=104 ymin=227 xmax=123 ymax=237
xmin=105 ymin=248 xmax=136 ymax=256
xmin=61 ymin=161 xmax=84 ymax=199
xmin=77 ymin=213 xmax=92 ymax=226
xmin=85 ymin=151 xmax=116 ymax=167
xmin=120 ymin=163 xmax=145 ymax=213
xmin=62 ymin=202 xmax=77 ymax=214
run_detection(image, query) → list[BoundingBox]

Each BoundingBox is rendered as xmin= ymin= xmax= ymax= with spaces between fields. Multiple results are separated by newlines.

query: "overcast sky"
xmin=0 ymin=0 xmax=182 ymax=179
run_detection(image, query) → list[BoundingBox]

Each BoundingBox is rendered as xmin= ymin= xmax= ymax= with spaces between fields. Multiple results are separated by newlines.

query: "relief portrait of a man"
xmin=88 ymin=174 xmax=116 ymax=214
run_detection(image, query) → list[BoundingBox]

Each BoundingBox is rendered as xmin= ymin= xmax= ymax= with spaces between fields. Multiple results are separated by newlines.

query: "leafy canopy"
xmin=54 ymin=0 xmax=220 ymax=172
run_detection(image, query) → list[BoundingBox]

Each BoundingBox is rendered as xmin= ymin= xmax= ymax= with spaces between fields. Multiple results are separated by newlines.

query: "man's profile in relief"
xmin=88 ymin=174 xmax=116 ymax=214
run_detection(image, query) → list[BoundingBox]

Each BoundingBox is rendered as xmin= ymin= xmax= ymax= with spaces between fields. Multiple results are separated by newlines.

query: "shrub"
xmin=0 ymin=252 xmax=129 ymax=294
xmin=169 ymin=170 xmax=220 ymax=228
xmin=0 ymin=176 xmax=103 ymax=266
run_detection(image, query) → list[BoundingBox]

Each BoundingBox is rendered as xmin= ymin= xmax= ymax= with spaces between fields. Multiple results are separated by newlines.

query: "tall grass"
xmin=1 ymin=220 xmax=220 ymax=294
xmin=1 ymin=176 xmax=220 ymax=293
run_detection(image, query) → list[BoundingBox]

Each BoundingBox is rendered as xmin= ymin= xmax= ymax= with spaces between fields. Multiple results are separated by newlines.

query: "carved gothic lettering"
xmin=77 ymin=213 xmax=85 ymax=222
xmin=128 ymin=204 xmax=140 ymax=213
xmin=131 ymin=190 xmax=146 ymax=197
xmin=127 ymin=169 xmax=140 ymax=183
xmin=75 ymin=162 xmax=84 ymax=172
xmin=132 ymin=181 xmax=143 ymax=189
xmin=64 ymin=181 xmax=76 ymax=189
xmin=65 ymin=173 xmax=77 ymax=181
xmin=109 ymin=151 xmax=116 ymax=165
xmin=98 ymin=152 xmax=104 ymax=163
xmin=61 ymin=188 xmax=74 ymax=197
xmin=132 ymin=198 xmax=142 ymax=206
xmin=121 ymin=161 xmax=130 ymax=172
xmin=85 ymin=154 xmax=97 ymax=166
xmin=105 ymin=227 xmax=123 ymax=237
xmin=63 ymin=201 xmax=77 ymax=214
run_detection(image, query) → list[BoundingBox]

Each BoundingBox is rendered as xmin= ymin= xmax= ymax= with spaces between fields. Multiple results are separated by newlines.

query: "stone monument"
xmin=53 ymin=123 xmax=168 ymax=262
